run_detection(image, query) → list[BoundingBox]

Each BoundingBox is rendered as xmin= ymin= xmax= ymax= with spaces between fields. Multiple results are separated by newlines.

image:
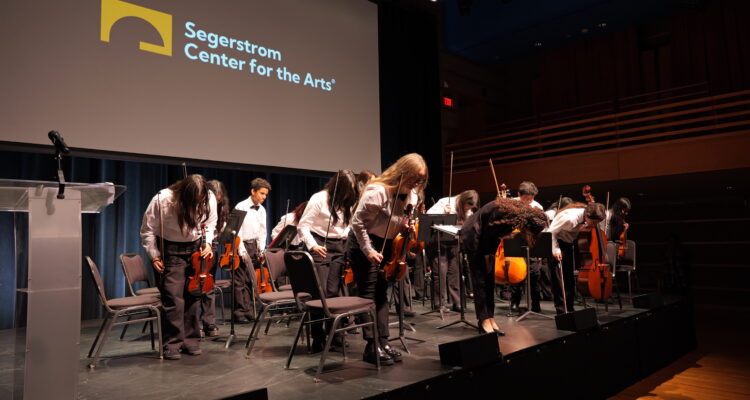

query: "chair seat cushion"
xmin=108 ymin=294 xmax=161 ymax=309
xmin=135 ymin=287 xmax=160 ymax=296
xmin=259 ymin=291 xmax=296 ymax=302
xmin=278 ymin=284 xmax=292 ymax=291
xmin=305 ymin=296 xmax=374 ymax=314
xmin=214 ymin=279 xmax=231 ymax=288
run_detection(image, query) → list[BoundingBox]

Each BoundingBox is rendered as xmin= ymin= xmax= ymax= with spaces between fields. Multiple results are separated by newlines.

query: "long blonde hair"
xmin=370 ymin=153 xmax=428 ymax=199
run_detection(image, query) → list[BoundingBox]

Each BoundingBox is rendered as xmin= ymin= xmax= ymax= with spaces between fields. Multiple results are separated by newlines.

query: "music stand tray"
xmin=268 ymin=224 xmax=297 ymax=250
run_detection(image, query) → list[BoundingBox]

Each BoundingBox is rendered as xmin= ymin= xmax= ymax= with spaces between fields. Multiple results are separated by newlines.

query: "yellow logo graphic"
xmin=100 ymin=0 xmax=173 ymax=56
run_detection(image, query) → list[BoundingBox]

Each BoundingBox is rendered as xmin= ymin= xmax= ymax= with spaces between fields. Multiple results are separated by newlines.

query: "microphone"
xmin=48 ymin=131 xmax=70 ymax=154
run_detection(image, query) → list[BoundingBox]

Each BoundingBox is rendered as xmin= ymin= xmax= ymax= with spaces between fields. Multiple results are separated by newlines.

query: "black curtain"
xmin=0 ymin=149 xmax=327 ymax=328
xmin=378 ymin=0 xmax=443 ymax=202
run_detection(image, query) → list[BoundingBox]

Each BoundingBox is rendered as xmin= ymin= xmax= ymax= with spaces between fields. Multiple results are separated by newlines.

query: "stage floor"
xmin=1 ymin=297 xmax=658 ymax=400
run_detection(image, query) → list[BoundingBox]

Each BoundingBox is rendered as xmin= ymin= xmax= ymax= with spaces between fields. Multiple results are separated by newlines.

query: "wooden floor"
xmin=609 ymin=305 xmax=750 ymax=400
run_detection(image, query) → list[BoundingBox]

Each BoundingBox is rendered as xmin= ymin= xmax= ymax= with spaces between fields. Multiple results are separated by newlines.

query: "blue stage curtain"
xmin=0 ymin=149 xmax=327 ymax=328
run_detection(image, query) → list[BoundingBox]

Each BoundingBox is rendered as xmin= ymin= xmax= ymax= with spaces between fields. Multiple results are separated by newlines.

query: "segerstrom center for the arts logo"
xmin=100 ymin=0 xmax=172 ymax=56
xmin=99 ymin=0 xmax=336 ymax=91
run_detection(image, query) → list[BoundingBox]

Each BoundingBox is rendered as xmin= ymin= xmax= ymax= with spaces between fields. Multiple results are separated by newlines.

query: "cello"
xmin=188 ymin=225 xmax=215 ymax=296
xmin=488 ymin=159 xmax=528 ymax=284
xmin=575 ymin=185 xmax=612 ymax=301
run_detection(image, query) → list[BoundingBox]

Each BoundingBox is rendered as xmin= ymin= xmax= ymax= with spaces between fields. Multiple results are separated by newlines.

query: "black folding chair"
xmin=86 ymin=256 xmax=162 ymax=368
xmin=283 ymin=251 xmax=380 ymax=382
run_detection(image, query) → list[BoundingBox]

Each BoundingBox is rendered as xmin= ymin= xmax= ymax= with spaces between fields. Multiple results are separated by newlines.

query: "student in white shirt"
xmin=232 ymin=177 xmax=271 ymax=322
xmin=426 ymin=190 xmax=478 ymax=311
xmin=270 ymin=201 xmax=307 ymax=249
xmin=297 ymin=170 xmax=358 ymax=352
xmin=546 ymin=201 xmax=606 ymax=314
xmin=347 ymin=153 xmax=427 ymax=365
xmin=140 ymin=174 xmax=217 ymax=360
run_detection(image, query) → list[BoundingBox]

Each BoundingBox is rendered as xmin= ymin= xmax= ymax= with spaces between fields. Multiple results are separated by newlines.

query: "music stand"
xmin=216 ymin=209 xmax=246 ymax=348
xmin=420 ymin=214 xmax=458 ymax=319
xmin=268 ymin=224 xmax=297 ymax=250
xmin=503 ymin=232 xmax=555 ymax=322
xmin=434 ymin=224 xmax=478 ymax=330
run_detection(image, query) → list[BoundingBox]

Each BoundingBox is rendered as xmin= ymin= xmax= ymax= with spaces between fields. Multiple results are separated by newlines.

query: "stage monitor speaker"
xmin=632 ymin=292 xmax=664 ymax=309
xmin=438 ymin=332 xmax=500 ymax=368
xmin=554 ymin=307 xmax=598 ymax=332
xmin=219 ymin=388 xmax=268 ymax=400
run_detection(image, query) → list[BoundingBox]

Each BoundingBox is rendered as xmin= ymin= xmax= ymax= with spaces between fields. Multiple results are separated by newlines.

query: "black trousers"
xmin=551 ymin=240 xmax=576 ymax=313
xmin=468 ymin=253 xmax=496 ymax=322
xmin=158 ymin=238 xmax=202 ymax=351
xmin=232 ymin=240 xmax=259 ymax=320
xmin=309 ymin=233 xmax=346 ymax=340
xmin=346 ymin=231 xmax=392 ymax=341
xmin=433 ymin=241 xmax=461 ymax=308
xmin=510 ymin=258 xmax=544 ymax=308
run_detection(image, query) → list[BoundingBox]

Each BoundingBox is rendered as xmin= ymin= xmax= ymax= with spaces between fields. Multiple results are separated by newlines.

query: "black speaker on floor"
xmin=554 ymin=307 xmax=598 ymax=332
xmin=219 ymin=388 xmax=268 ymax=400
xmin=632 ymin=292 xmax=664 ymax=309
xmin=438 ymin=333 xmax=500 ymax=368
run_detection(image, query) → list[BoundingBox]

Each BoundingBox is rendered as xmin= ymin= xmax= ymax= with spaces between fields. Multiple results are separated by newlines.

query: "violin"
xmin=575 ymin=185 xmax=612 ymax=301
xmin=219 ymin=235 xmax=241 ymax=270
xmin=492 ymin=181 xmax=528 ymax=284
xmin=254 ymin=250 xmax=273 ymax=293
xmin=188 ymin=225 xmax=215 ymax=296
xmin=383 ymin=203 xmax=417 ymax=282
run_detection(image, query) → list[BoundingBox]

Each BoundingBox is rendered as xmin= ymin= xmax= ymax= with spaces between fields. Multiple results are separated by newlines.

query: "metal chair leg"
xmin=89 ymin=314 xmax=117 ymax=368
xmin=285 ymin=311 xmax=308 ymax=369
xmin=119 ymin=314 xmax=132 ymax=340
xmin=88 ymin=316 xmax=109 ymax=358
xmin=314 ymin=315 xmax=342 ymax=383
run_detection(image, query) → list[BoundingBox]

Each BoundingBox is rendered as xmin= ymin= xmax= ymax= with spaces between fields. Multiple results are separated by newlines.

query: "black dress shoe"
xmin=493 ymin=328 xmax=506 ymax=336
xmin=163 ymin=349 xmax=181 ymax=360
xmin=204 ymin=324 xmax=220 ymax=337
xmin=381 ymin=344 xmax=402 ymax=362
xmin=182 ymin=345 xmax=203 ymax=356
xmin=362 ymin=343 xmax=394 ymax=366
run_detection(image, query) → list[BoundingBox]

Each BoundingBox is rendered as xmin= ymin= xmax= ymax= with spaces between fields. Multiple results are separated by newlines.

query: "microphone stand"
xmin=54 ymin=149 xmax=66 ymax=199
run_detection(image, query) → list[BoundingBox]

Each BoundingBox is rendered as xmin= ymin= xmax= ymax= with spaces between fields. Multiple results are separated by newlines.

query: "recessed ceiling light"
xmin=598 ymin=22 xmax=607 ymax=28
xmin=581 ymin=28 xmax=589 ymax=33
xmin=534 ymin=42 xmax=543 ymax=47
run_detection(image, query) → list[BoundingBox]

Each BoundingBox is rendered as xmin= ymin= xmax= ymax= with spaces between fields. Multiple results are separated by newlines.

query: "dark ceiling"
xmin=439 ymin=0 xmax=709 ymax=65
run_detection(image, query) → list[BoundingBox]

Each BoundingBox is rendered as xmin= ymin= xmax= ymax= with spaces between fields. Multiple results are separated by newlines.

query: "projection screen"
xmin=0 ymin=0 xmax=381 ymax=173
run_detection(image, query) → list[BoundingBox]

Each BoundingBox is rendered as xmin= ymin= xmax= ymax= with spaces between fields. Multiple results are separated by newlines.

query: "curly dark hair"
xmin=490 ymin=197 xmax=549 ymax=246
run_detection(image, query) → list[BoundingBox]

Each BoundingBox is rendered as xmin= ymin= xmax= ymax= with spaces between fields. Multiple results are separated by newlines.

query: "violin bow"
xmin=181 ymin=162 xmax=187 ymax=178
xmin=380 ymin=174 xmax=404 ymax=255
xmin=323 ymin=171 xmax=340 ymax=251
xmin=604 ymin=192 xmax=611 ymax=238
xmin=282 ymin=198 xmax=291 ymax=251
xmin=448 ymin=151 xmax=454 ymax=200
xmin=488 ymin=158 xmax=501 ymax=196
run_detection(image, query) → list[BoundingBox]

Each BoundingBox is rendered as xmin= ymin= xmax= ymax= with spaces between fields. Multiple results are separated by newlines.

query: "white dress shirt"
xmin=514 ymin=196 xmax=544 ymax=211
xmin=351 ymin=184 xmax=418 ymax=256
xmin=140 ymin=188 xmax=218 ymax=260
xmin=235 ymin=197 xmax=267 ymax=254
xmin=546 ymin=207 xmax=586 ymax=257
xmin=297 ymin=190 xmax=350 ymax=250
xmin=427 ymin=196 xmax=457 ymax=214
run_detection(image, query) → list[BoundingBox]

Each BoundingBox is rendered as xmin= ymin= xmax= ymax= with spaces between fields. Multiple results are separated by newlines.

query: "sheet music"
xmin=432 ymin=224 xmax=460 ymax=236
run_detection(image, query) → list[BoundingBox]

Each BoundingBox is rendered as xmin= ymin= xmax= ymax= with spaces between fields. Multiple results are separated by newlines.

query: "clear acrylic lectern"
xmin=0 ymin=179 xmax=125 ymax=400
